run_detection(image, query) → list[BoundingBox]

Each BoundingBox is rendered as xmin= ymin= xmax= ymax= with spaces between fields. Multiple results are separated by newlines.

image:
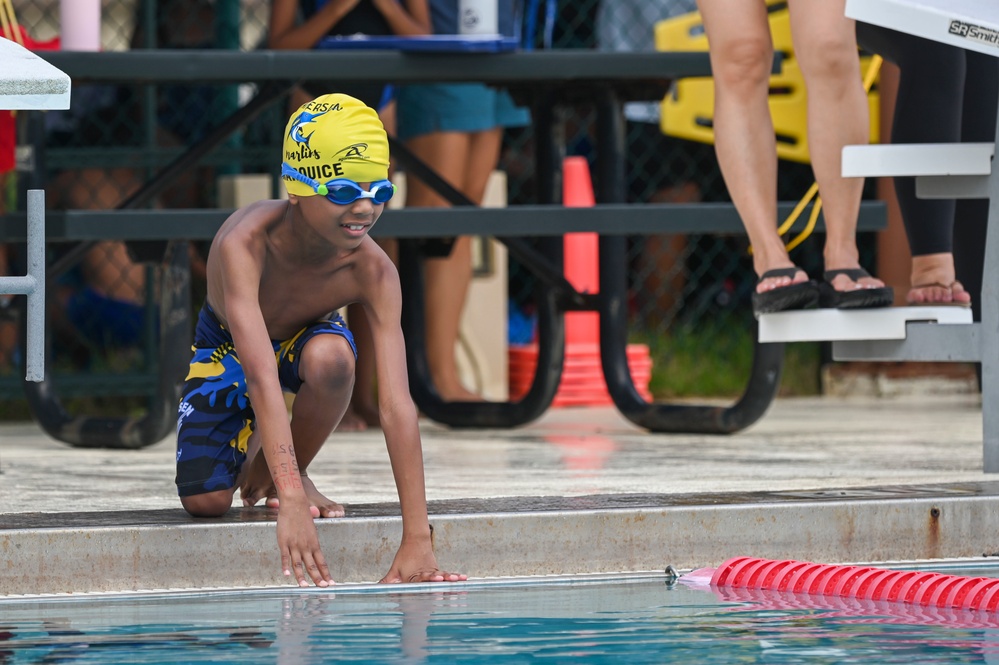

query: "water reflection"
xmin=2 ymin=578 xmax=999 ymax=663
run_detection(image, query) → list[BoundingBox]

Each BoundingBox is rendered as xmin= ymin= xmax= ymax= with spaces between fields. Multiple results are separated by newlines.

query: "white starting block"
xmin=843 ymin=143 xmax=994 ymax=178
xmin=0 ymin=37 xmax=70 ymax=110
xmin=0 ymin=38 xmax=69 ymax=381
xmin=761 ymin=306 xmax=981 ymax=365
xmin=843 ymin=143 xmax=994 ymax=199
xmin=759 ymin=306 xmax=972 ymax=343
xmin=839 ymin=0 xmax=999 ymax=470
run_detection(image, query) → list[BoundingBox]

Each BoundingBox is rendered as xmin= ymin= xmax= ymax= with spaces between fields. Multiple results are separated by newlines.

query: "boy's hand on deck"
xmin=379 ymin=539 xmax=467 ymax=584
xmin=277 ymin=499 xmax=333 ymax=587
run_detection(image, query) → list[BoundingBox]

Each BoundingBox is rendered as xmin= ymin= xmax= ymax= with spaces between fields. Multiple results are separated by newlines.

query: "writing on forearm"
xmin=274 ymin=474 xmax=303 ymax=492
xmin=270 ymin=443 xmax=302 ymax=492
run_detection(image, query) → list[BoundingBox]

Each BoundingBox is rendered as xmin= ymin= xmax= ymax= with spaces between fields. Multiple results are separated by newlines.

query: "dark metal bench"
xmin=0 ymin=49 xmax=886 ymax=446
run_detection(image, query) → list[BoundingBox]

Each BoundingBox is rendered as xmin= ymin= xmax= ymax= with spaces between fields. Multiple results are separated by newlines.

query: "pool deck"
xmin=3 ymin=392 xmax=999 ymax=595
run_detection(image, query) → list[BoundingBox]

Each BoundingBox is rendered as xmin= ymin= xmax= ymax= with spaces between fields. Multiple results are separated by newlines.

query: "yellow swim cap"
xmin=281 ymin=93 xmax=390 ymax=197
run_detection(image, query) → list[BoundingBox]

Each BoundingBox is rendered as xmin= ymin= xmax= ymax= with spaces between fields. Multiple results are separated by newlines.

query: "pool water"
xmin=3 ymin=566 xmax=999 ymax=664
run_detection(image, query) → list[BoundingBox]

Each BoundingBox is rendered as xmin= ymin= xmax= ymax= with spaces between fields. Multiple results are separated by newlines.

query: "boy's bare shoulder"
xmin=218 ymin=199 xmax=288 ymax=239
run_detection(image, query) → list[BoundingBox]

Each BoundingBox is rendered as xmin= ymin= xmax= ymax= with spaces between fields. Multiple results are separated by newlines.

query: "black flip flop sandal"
xmin=818 ymin=268 xmax=894 ymax=309
xmin=751 ymin=267 xmax=819 ymax=317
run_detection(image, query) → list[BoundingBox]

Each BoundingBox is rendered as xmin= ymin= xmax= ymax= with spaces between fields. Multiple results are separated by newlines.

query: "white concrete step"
xmin=759 ymin=306 xmax=973 ymax=343
xmin=842 ymin=143 xmax=993 ymax=178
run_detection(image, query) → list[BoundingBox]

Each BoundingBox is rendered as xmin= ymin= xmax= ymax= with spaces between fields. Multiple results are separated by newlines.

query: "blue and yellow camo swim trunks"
xmin=175 ymin=304 xmax=356 ymax=497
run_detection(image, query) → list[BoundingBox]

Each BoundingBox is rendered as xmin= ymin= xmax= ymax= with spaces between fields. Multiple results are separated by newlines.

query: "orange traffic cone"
xmin=508 ymin=156 xmax=653 ymax=407
xmin=562 ymin=156 xmax=600 ymax=351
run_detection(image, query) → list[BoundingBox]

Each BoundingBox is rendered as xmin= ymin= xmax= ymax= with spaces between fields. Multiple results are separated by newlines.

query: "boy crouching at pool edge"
xmin=174 ymin=93 xmax=465 ymax=587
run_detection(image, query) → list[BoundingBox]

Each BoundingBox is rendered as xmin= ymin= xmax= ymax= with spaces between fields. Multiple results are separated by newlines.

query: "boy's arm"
xmin=217 ymin=231 xmax=333 ymax=587
xmin=364 ymin=262 xmax=466 ymax=583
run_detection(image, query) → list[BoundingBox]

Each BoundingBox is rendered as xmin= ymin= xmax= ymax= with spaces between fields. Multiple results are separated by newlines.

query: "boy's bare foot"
xmin=240 ymin=447 xmax=344 ymax=518
xmin=336 ymin=407 xmax=369 ymax=432
xmin=262 ymin=475 xmax=345 ymax=518
xmin=339 ymin=398 xmax=381 ymax=430
xmin=350 ymin=400 xmax=381 ymax=428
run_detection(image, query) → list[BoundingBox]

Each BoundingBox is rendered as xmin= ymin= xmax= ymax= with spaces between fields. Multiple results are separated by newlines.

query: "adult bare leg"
xmin=697 ymin=0 xmax=806 ymax=294
xmin=788 ymin=0 xmax=884 ymax=293
xmin=405 ymin=129 xmax=502 ymax=401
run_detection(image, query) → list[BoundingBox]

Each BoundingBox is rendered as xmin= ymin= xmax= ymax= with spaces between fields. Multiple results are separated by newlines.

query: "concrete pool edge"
xmin=3 ymin=481 xmax=999 ymax=595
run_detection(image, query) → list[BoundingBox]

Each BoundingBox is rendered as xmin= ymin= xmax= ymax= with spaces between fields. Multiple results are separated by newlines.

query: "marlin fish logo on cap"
xmin=282 ymin=93 xmax=390 ymax=197
xmin=287 ymin=109 xmax=327 ymax=151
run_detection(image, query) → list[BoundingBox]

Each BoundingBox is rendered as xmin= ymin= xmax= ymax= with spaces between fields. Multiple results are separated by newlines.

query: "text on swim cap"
xmin=286 ymin=142 xmax=374 ymax=168
xmin=286 ymin=146 xmax=321 ymax=161
xmin=289 ymin=164 xmax=346 ymax=179
xmin=302 ymin=100 xmax=343 ymax=113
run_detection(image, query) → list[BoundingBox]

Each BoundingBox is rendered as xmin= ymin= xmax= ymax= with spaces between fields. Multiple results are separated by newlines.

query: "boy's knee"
xmin=181 ymin=490 xmax=233 ymax=518
xmin=300 ymin=336 xmax=356 ymax=392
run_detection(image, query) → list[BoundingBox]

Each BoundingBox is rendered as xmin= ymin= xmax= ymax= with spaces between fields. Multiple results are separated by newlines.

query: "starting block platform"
xmin=0 ymin=37 xmax=70 ymax=382
xmin=759 ymin=306 xmax=973 ymax=343
xmin=843 ymin=0 xmax=999 ymax=470
xmin=0 ymin=36 xmax=69 ymax=110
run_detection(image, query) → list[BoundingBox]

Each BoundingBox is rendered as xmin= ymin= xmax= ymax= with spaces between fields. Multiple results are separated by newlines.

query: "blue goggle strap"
xmin=281 ymin=163 xmax=323 ymax=192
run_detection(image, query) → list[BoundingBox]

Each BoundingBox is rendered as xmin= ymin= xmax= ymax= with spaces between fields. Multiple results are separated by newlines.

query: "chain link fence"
xmin=2 ymin=0 xmax=876 ymax=404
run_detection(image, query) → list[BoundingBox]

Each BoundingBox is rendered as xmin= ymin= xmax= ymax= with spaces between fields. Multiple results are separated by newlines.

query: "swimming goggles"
xmin=281 ymin=163 xmax=395 ymax=205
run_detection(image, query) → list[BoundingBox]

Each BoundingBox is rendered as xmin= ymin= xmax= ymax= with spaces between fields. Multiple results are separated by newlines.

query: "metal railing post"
xmin=25 ymin=190 xmax=45 ymax=382
xmin=0 ymin=189 xmax=45 ymax=381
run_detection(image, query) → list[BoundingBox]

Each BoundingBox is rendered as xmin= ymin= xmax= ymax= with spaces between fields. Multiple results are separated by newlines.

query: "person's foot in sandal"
xmin=818 ymin=267 xmax=894 ymax=309
xmin=751 ymin=266 xmax=819 ymax=317
xmin=907 ymin=253 xmax=972 ymax=307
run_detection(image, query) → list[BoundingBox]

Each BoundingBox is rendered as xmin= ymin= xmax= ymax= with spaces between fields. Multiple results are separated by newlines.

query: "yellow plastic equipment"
xmin=656 ymin=2 xmax=879 ymax=164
